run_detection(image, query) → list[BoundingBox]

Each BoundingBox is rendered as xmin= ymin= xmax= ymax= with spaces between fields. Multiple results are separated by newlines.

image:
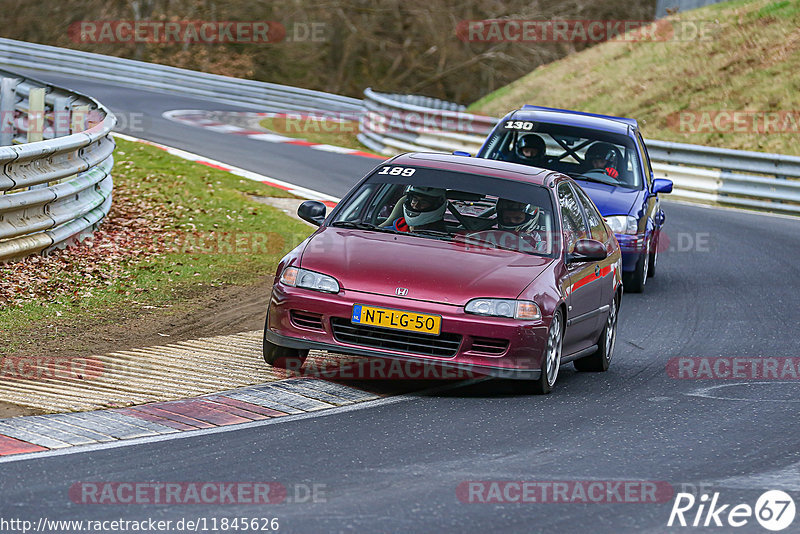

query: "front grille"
xmin=290 ymin=310 xmax=324 ymax=330
xmin=331 ymin=318 xmax=462 ymax=358
xmin=470 ymin=336 xmax=509 ymax=355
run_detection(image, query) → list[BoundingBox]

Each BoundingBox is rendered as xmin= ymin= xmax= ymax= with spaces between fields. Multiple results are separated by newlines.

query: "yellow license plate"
xmin=351 ymin=304 xmax=441 ymax=335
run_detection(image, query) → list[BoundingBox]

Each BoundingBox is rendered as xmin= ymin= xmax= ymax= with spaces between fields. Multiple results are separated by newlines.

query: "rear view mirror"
xmin=652 ymin=178 xmax=673 ymax=194
xmin=567 ymin=239 xmax=607 ymax=263
xmin=297 ymin=200 xmax=327 ymax=226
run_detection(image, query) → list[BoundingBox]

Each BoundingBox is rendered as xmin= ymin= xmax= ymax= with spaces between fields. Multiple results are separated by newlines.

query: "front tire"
xmin=514 ymin=310 xmax=563 ymax=395
xmin=574 ymin=297 xmax=618 ymax=372
xmin=648 ymin=232 xmax=659 ymax=278
xmin=262 ymin=314 xmax=308 ymax=370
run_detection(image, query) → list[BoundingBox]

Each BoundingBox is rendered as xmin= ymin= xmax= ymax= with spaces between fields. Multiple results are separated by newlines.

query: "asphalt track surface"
xmin=2 ymin=71 xmax=800 ymax=533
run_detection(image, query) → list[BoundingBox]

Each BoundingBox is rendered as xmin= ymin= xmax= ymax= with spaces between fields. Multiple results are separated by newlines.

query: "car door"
xmin=636 ymin=131 xmax=665 ymax=231
xmin=557 ymin=182 xmax=603 ymax=355
xmin=573 ymin=184 xmax=616 ymax=331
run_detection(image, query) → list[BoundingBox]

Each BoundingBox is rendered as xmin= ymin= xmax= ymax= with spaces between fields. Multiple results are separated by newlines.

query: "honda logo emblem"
xmin=395 ymin=287 xmax=409 ymax=296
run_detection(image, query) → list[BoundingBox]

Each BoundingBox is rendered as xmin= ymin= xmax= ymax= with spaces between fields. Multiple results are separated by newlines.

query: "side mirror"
xmin=567 ymin=239 xmax=607 ymax=263
xmin=297 ymin=200 xmax=326 ymax=226
xmin=652 ymin=178 xmax=673 ymax=194
xmin=452 ymin=151 xmax=472 ymax=157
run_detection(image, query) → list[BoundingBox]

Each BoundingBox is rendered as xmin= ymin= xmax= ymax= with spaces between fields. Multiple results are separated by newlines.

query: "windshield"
xmin=478 ymin=120 xmax=643 ymax=189
xmin=330 ymin=164 xmax=557 ymax=257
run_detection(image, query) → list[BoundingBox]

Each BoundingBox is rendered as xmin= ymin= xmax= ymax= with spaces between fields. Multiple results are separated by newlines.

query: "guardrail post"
xmin=53 ymin=96 xmax=71 ymax=138
xmin=27 ymin=87 xmax=45 ymax=143
xmin=0 ymin=77 xmax=19 ymax=146
xmin=71 ymin=104 xmax=89 ymax=133
xmin=27 ymin=87 xmax=46 ymax=190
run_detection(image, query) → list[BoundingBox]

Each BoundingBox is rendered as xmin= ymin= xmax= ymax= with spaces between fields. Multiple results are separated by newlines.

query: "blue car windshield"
xmin=479 ymin=120 xmax=643 ymax=190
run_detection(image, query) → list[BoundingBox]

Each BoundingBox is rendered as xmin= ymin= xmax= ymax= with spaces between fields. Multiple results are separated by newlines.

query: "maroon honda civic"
xmin=263 ymin=153 xmax=622 ymax=394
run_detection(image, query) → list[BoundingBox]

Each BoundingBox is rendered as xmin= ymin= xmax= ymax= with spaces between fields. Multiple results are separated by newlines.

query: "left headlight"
xmin=280 ymin=267 xmax=340 ymax=293
xmin=605 ymin=215 xmax=639 ymax=235
xmin=465 ymin=298 xmax=541 ymax=321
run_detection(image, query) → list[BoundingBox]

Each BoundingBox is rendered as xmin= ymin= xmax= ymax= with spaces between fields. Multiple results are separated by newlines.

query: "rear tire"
xmin=622 ymin=238 xmax=649 ymax=293
xmin=574 ymin=297 xmax=618 ymax=372
xmin=514 ymin=310 xmax=563 ymax=395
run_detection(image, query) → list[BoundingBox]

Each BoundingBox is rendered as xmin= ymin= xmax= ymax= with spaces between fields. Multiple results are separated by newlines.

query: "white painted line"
xmin=247 ymin=133 xmax=296 ymax=143
xmin=311 ymin=144 xmax=359 ymax=154
xmin=204 ymin=124 xmax=246 ymax=133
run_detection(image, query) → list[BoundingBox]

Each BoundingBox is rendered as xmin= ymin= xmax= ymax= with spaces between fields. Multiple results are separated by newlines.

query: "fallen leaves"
xmin=0 ymin=178 xmax=177 ymax=309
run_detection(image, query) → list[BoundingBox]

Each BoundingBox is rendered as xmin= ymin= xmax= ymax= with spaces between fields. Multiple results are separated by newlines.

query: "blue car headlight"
xmin=280 ymin=267 xmax=340 ymax=293
xmin=465 ymin=298 xmax=541 ymax=321
xmin=605 ymin=215 xmax=638 ymax=235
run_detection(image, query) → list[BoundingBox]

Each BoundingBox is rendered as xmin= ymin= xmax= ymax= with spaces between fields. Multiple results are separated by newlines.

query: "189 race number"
xmin=377 ymin=166 xmax=416 ymax=176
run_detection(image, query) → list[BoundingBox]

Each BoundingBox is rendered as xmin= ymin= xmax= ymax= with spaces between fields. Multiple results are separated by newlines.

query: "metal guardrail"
xmin=0 ymin=38 xmax=362 ymax=115
xmin=0 ymin=68 xmax=115 ymax=262
xmin=360 ymin=89 xmax=800 ymax=215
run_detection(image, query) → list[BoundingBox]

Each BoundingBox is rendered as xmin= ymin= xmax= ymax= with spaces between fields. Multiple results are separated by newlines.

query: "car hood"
xmin=572 ymin=180 xmax=645 ymax=217
xmin=300 ymin=228 xmax=553 ymax=305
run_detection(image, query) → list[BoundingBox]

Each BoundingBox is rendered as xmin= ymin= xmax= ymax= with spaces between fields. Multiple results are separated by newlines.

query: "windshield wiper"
xmin=330 ymin=221 xmax=402 ymax=234
xmin=411 ymin=229 xmax=453 ymax=241
xmin=571 ymin=173 xmax=617 ymax=186
xmin=459 ymin=234 xmax=550 ymax=257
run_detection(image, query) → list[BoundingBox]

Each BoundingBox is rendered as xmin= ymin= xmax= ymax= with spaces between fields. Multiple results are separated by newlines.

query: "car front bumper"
xmin=266 ymin=284 xmax=550 ymax=380
xmin=614 ymin=233 xmax=648 ymax=271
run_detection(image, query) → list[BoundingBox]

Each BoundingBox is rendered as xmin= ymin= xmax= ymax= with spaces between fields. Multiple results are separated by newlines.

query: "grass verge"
xmin=0 ymin=137 xmax=312 ymax=355
xmin=469 ymin=0 xmax=800 ymax=156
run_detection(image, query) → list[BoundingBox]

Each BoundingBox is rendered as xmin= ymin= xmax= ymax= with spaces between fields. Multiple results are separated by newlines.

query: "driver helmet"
xmin=403 ymin=186 xmax=447 ymax=227
xmin=515 ymin=134 xmax=546 ymax=164
xmin=496 ymin=198 xmax=541 ymax=233
xmin=585 ymin=142 xmax=619 ymax=172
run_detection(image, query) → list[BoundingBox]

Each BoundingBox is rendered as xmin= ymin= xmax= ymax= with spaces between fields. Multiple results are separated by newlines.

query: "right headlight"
xmin=280 ymin=267 xmax=340 ymax=293
xmin=465 ymin=298 xmax=541 ymax=321
xmin=604 ymin=215 xmax=638 ymax=235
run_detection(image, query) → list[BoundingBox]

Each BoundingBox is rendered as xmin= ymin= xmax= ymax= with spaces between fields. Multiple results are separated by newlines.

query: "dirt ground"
xmin=1 ymin=277 xmax=274 ymax=417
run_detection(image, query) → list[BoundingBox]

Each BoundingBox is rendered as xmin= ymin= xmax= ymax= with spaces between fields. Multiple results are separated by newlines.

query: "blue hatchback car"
xmin=475 ymin=106 xmax=673 ymax=293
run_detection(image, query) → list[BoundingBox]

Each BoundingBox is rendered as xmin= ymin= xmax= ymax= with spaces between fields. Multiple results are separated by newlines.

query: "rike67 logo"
xmin=668 ymin=490 xmax=796 ymax=531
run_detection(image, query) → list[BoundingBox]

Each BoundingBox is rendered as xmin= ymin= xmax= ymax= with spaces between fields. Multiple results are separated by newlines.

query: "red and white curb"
xmin=162 ymin=109 xmax=385 ymax=160
xmin=113 ymin=132 xmax=342 ymax=207
xmin=0 ymin=378 xmax=379 ymax=457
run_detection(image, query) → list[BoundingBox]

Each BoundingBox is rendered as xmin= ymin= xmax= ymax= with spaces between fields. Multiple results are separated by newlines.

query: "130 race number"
xmin=504 ymin=121 xmax=535 ymax=130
